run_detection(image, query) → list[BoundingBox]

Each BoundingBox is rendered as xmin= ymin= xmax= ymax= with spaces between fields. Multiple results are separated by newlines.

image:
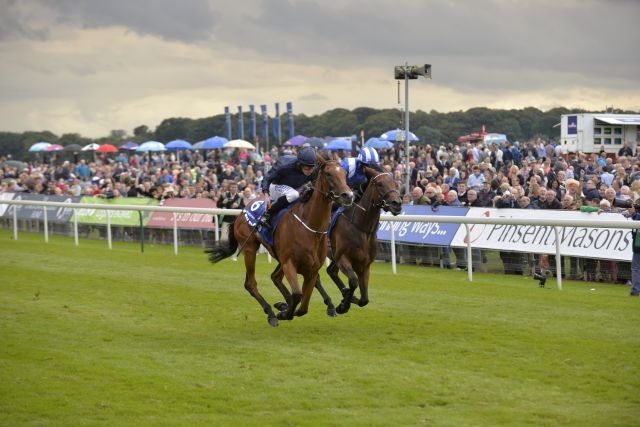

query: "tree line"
xmin=1 ymin=106 xmax=636 ymax=160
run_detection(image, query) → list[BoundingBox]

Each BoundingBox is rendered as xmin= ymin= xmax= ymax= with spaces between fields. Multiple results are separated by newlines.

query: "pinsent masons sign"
xmin=450 ymin=208 xmax=632 ymax=261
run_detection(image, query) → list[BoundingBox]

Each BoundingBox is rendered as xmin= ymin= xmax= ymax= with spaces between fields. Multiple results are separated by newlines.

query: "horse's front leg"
xmin=270 ymin=263 xmax=292 ymax=313
xmin=295 ymin=272 xmax=319 ymax=318
xmin=336 ymin=260 xmax=358 ymax=315
xmin=308 ymin=277 xmax=337 ymax=317
xmin=356 ymin=267 xmax=370 ymax=307
xmin=277 ymin=261 xmax=301 ymax=321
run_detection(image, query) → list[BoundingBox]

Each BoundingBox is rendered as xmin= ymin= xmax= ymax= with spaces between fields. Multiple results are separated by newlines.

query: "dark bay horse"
xmin=205 ymin=154 xmax=353 ymax=327
xmin=320 ymin=166 xmax=402 ymax=314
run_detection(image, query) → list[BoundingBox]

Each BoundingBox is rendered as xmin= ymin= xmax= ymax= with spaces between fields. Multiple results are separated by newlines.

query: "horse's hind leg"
xmin=270 ymin=264 xmax=292 ymax=312
xmin=243 ymin=245 xmax=278 ymax=327
xmin=313 ymin=278 xmax=337 ymax=317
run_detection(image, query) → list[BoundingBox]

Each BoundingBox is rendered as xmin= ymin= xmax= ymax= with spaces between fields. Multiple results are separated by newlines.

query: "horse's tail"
xmin=205 ymin=219 xmax=238 ymax=264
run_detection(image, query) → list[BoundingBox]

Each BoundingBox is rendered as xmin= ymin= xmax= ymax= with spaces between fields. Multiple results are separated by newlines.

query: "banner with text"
xmin=3 ymin=193 xmax=81 ymax=223
xmin=73 ymin=197 xmax=159 ymax=226
xmin=147 ymin=199 xmax=217 ymax=229
xmin=450 ymin=208 xmax=632 ymax=261
xmin=377 ymin=205 xmax=468 ymax=246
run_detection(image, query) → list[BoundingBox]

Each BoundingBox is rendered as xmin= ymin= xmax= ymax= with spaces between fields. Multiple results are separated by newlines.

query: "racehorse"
xmin=319 ymin=165 xmax=402 ymax=314
xmin=205 ymin=153 xmax=353 ymax=327
xmin=272 ymin=165 xmax=402 ymax=317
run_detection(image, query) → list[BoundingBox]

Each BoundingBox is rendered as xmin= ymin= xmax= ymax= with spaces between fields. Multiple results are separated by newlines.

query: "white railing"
xmin=2 ymin=199 xmax=639 ymax=290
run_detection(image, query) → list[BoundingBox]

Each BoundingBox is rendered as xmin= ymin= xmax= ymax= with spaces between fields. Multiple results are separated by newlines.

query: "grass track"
xmin=0 ymin=230 xmax=639 ymax=426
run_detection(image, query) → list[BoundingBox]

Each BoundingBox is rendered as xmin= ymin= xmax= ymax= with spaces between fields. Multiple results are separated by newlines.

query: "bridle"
xmin=308 ymin=160 xmax=348 ymax=204
xmin=353 ymin=172 xmax=400 ymax=212
xmin=346 ymin=171 xmax=400 ymax=234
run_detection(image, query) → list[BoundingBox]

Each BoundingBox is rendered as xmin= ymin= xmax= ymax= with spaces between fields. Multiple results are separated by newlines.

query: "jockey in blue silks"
xmin=340 ymin=146 xmax=380 ymax=200
xmin=259 ymin=146 xmax=317 ymax=228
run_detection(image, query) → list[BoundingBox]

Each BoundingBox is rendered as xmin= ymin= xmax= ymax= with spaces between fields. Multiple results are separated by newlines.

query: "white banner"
xmin=0 ymin=192 xmax=14 ymax=216
xmin=450 ymin=208 xmax=633 ymax=261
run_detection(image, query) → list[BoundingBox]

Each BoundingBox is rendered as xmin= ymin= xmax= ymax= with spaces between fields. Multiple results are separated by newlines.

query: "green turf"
xmin=1 ymin=229 xmax=639 ymax=426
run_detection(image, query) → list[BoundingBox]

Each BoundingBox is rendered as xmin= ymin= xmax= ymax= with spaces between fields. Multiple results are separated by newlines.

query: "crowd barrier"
xmin=1 ymin=193 xmax=639 ymax=290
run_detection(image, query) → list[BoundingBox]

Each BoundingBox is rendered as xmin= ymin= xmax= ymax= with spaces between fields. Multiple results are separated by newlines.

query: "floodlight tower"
xmin=394 ymin=63 xmax=432 ymax=195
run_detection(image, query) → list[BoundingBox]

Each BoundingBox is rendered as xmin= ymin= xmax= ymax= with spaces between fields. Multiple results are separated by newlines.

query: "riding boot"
xmin=261 ymin=196 xmax=289 ymax=228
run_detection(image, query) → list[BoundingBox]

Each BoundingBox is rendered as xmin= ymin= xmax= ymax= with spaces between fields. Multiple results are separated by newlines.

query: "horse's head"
xmin=364 ymin=166 xmax=402 ymax=215
xmin=315 ymin=153 xmax=354 ymax=207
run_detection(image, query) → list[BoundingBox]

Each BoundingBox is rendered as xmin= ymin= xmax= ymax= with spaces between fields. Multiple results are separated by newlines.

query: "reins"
xmin=345 ymin=172 xmax=399 ymax=235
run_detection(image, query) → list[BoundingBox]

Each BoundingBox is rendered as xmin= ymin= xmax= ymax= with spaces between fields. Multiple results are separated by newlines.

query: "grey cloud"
xmin=212 ymin=0 xmax=640 ymax=90
xmin=0 ymin=0 xmax=217 ymax=42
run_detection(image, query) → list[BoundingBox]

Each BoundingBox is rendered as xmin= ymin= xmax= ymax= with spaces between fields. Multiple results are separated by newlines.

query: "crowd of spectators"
xmin=2 ymin=138 xmax=640 ymax=283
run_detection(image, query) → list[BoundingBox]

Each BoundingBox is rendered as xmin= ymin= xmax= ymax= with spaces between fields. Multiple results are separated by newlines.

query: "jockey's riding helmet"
xmin=297 ymin=147 xmax=317 ymax=167
xmin=358 ymin=147 xmax=380 ymax=165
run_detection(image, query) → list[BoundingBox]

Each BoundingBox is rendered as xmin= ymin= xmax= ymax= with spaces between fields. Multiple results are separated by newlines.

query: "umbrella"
xmin=303 ymin=137 xmax=326 ymax=148
xmin=196 ymin=136 xmax=228 ymax=150
xmin=380 ymin=129 xmax=419 ymax=142
xmin=1 ymin=160 xmax=27 ymax=172
xmin=63 ymin=144 xmax=83 ymax=152
xmin=365 ymin=137 xmax=394 ymax=150
xmin=81 ymin=143 xmax=100 ymax=151
xmin=47 ymin=144 xmax=64 ymax=151
xmin=119 ymin=141 xmax=139 ymax=151
xmin=28 ymin=142 xmax=51 ymax=152
xmin=225 ymin=139 xmax=255 ymax=150
xmin=284 ymin=134 xmax=307 ymax=146
xmin=165 ymin=139 xmax=193 ymax=150
xmin=327 ymin=138 xmax=352 ymax=151
xmin=137 ymin=141 xmax=166 ymax=152
xmin=96 ymin=144 xmax=118 ymax=153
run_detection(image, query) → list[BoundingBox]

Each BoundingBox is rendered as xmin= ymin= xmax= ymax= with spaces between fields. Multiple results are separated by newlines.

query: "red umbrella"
xmin=96 ymin=144 xmax=118 ymax=153
xmin=47 ymin=144 xmax=64 ymax=151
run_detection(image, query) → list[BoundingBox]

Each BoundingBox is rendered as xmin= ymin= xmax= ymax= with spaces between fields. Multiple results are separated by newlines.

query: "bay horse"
xmin=319 ymin=165 xmax=402 ymax=314
xmin=272 ymin=165 xmax=402 ymax=316
xmin=205 ymin=153 xmax=353 ymax=327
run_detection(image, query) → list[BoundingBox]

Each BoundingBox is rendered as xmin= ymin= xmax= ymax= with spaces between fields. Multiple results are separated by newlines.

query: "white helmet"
xmin=358 ymin=147 xmax=379 ymax=165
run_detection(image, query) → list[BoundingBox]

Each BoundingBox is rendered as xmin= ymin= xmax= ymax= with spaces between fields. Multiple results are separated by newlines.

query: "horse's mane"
xmin=366 ymin=163 xmax=385 ymax=173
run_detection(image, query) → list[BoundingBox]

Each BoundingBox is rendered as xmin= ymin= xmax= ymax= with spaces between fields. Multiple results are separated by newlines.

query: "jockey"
xmin=340 ymin=146 xmax=380 ymax=200
xmin=259 ymin=146 xmax=318 ymax=227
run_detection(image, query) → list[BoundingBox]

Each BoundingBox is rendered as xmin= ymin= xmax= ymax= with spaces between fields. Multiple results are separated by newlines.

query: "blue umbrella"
xmin=197 ymin=136 xmax=228 ymax=149
xmin=28 ymin=141 xmax=52 ymax=152
xmin=380 ymin=129 xmax=419 ymax=142
xmin=165 ymin=139 xmax=193 ymax=150
xmin=137 ymin=141 xmax=166 ymax=152
xmin=365 ymin=137 xmax=394 ymax=149
xmin=119 ymin=141 xmax=139 ymax=151
xmin=327 ymin=138 xmax=352 ymax=151
xmin=284 ymin=134 xmax=307 ymax=146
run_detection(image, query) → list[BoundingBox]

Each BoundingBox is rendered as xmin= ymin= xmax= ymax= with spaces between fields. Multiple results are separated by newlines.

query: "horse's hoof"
xmin=358 ymin=299 xmax=369 ymax=307
xmin=267 ymin=317 xmax=279 ymax=327
xmin=274 ymin=301 xmax=288 ymax=311
xmin=336 ymin=303 xmax=349 ymax=315
xmin=326 ymin=307 xmax=338 ymax=317
xmin=277 ymin=311 xmax=292 ymax=321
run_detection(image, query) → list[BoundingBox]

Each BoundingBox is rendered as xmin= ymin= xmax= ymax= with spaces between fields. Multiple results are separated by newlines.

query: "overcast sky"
xmin=1 ymin=0 xmax=638 ymax=138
